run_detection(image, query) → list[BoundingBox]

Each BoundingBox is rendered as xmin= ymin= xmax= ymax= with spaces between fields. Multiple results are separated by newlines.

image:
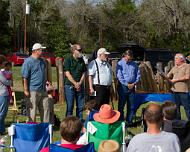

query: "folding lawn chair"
xmin=87 ymin=121 xmax=126 ymax=152
xmin=8 ymin=123 xmax=53 ymax=152
xmin=8 ymin=91 xmax=19 ymax=122
xmin=49 ymin=142 xmax=95 ymax=152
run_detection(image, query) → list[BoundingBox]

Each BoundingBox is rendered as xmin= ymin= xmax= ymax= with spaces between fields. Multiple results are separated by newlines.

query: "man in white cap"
xmin=88 ymin=48 xmax=112 ymax=109
xmin=22 ymin=43 xmax=50 ymax=122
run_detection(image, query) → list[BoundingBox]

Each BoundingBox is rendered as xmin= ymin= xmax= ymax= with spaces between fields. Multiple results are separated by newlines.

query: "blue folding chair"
xmin=49 ymin=142 xmax=95 ymax=152
xmin=8 ymin=123 xmax=53 ymax=152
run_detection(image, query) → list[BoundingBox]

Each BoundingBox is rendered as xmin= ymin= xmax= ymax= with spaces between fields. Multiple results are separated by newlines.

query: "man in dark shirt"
xmin=63 ymin=44 xmax=86 ymax=120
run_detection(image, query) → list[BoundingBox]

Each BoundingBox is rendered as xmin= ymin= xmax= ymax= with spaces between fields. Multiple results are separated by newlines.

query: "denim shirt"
xmin=22 ymin=56 xmax=46 ymax=91
xmin=116 ymin=58 xmax=140 ymax=86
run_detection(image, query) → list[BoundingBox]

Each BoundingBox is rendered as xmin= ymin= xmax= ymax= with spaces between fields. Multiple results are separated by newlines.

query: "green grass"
xmin=3 ymin=66 xmax=188 ymax=148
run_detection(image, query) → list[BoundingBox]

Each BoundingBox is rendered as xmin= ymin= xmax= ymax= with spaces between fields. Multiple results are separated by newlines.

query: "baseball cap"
xmin=32 ymin=43 xmax=46 ymax=51
xmin=97 ymin=48 xmax=110 ymax=56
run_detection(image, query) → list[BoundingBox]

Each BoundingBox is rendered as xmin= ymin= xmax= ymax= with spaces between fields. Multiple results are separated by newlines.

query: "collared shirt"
xmin=63 ymin=54 xmax=87 ymax=85
xmin=116 ymin=58 xmax=140 ymax=86
xmin=167 ymin=63 xmax=190 ymax=92
xmin=22 ymin=56 xmax=46 ymax=92
xmin=88 ymin=58 xmax=112 ymax=86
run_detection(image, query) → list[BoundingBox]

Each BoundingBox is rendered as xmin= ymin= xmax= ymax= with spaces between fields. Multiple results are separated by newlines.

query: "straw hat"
xmin=93 ymin=104 xmax=120 ymax=124
xmin=98 ymin=140 xmax=120 ymax=152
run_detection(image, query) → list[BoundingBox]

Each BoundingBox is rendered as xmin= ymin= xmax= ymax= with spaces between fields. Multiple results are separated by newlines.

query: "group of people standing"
xmin=20 ymin=42 xmax=141 ymax=124
xmin=63 ymin=43 xmax=141 ymax=124
xmin=1 ymin=42 xmax=190 ymax=136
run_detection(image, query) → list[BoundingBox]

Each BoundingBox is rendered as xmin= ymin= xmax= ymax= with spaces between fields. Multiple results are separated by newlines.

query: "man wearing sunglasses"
xmin=63 ymin=44 xmax=86 ymax=120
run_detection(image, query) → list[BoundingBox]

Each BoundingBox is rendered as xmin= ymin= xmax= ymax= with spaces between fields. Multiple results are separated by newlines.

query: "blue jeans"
xmin=118 ymin=83 xmax=135 ymax=123
xmin=64 ymin=85 xmax=84 ymax=120
xmin=174 ymin=92 xmax=190 ymax=120
xmin=0 ymin=96 xmax=9 ymax=134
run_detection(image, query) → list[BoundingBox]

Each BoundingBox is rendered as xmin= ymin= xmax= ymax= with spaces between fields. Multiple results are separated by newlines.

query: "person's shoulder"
xmin=184 ymin=63 xmax=190 ymax=68
xmin=130 ymin=133 xmax=147 ymax=142
xmin=64 ymin=54 xmax=72 ymax=60
xmin=88 ymin=59 xmax=96 ymax=67
xmin=117 ymin=58 xmax=124 ymax=65
xmin=161 ymin=131 xmax=179 ymax=140
xmin=131 ymin=61 xmax=138 ymax=66
xmin=24 ymin=56 xmax=32 ymax=62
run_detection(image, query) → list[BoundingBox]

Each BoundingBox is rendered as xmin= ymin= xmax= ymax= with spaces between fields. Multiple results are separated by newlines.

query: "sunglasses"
xmin=77 ymin=48 xmax=82 ymax=52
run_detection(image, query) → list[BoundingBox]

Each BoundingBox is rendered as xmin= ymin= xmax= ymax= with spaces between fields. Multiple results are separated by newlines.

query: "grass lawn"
xmin=3 ymin=66 xmax=188 ymax=146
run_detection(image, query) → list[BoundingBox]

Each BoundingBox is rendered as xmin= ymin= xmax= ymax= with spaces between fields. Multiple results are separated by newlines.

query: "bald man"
xmin=127 ymin=103 xmax=180 ymax=152
xmin=167 ymin=53 xmax=190 ymax=120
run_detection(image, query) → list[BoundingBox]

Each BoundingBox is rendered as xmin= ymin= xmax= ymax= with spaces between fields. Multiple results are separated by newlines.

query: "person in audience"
xmin=166 ymin=53 xmax=190 ymax=120
xmin=40 ymin=116 xmax=84 ymax=152
xmin=83 ymin=99 xmax=98 ymax=130
xmin=162 ymin=101 xmax=190 ymax=152
xmin=0 ymin=61 xmax=12 ymax=135
xmin=88 ymin=48 xmax=112 ymax=109
xmin=77 ymin=104 xmax=122 ymax=151
xmin=116 ymin=50 xmax=140 ymax=124
xmin=127 ymin=103 xmax=180 ymax=152
xmin=45 ymin=81 xmax=55 ymax=124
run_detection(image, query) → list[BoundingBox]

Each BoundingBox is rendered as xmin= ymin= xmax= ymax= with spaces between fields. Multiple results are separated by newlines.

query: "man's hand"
xmin=74 ymin=82 xmax=81 ymax=92
xmin=128 ymin=83 xmax=135 ymax=90
xmin=170 ymin=79 xmax=178 ymax=83
xmin=24 ymin=90 xmax=30 ymax=97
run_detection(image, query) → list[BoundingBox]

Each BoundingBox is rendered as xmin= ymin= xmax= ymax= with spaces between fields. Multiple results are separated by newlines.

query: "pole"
xmin=24 ymin=1 xmax=27 ymax=53
xmin=24 ymin=1 xmax=30 ymax=53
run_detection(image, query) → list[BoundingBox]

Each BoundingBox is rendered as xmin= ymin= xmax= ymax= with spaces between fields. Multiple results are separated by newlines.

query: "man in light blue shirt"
xmin=22 ymin=43 xmax=50 ymax=122
xmin=88 ymin=48 xmax=112 ymax=109
xmin=116 ymin=50 xmax=140 ymax=123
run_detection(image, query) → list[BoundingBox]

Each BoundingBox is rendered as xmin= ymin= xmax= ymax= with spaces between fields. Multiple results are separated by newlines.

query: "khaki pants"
xmin=25 ymin=91 xmax=51 ymax=122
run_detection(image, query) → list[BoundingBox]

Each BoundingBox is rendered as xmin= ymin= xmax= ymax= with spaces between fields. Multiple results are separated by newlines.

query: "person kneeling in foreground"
xmin=40 ymin=116 xmax=83 ymax=152
xmin=126 ymin=103 xmax=180 ymax=152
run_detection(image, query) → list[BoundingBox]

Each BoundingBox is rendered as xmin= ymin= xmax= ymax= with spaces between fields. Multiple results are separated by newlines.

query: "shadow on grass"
xmin=15 ymin=91 xmax=24 ymax=103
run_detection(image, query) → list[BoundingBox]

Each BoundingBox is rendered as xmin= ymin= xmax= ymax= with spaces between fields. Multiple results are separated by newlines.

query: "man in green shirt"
xmin=63 ymin=44 xmax=86 ymax=120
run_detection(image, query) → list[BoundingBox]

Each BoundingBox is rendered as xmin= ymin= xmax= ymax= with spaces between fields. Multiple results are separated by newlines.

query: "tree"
xmin=0 ymin=0 xmax=12 ymax=52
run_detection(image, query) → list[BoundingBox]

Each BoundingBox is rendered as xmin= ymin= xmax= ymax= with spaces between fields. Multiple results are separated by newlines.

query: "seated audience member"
xmin=127 ymin=103 xmax=180 ymax=152
xmin=40 ymin=116 xmax=83 ymax=152
xmin=162 ymin=101 xmax=190 ymax=152
xmin=77 ymin=104 xmax=122 ymax=151
xmin=83 ymin=99 xmax=98 ymax=129
xmin=98 ymin=140 xmax=120 ymax=152
xmin=46 ymin=81 xmax=55 ymax=124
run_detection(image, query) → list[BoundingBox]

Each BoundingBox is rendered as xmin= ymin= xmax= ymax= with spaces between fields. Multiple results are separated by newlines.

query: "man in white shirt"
xmin=88 ymin=48 xmax=112 ymax=109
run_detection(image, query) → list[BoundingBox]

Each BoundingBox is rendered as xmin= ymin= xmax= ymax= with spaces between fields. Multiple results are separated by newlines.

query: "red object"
xmin=40 ymin=144 xmax=83 ymax=152
xmin=6 ymin=52 xmax=28 ymax=66
xmin=41 ymin=52 xmax=56 ymax=66
xmin=93 ymin=104 xmax=120 ymax=124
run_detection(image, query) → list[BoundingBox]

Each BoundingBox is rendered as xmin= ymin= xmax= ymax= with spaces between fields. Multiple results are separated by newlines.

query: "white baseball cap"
xmin=97 ymin=48 xmax=110 ymax=55
xmin=32 ymin=43 xmax=46 ymax=51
